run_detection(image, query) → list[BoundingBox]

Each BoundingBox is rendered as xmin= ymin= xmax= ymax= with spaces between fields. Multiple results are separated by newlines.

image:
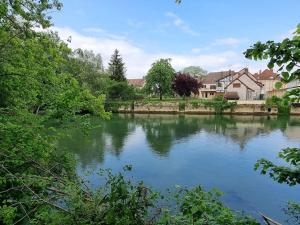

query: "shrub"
xmin=204 ymin=96 xmax=237 ymax=114
xmin=266 ymin=96 xmax=290 ymax=115
xmin=179 ymin=102 xmax=186 ymax=111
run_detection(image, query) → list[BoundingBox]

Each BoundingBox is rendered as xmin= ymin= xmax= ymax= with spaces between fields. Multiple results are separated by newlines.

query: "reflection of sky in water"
xmin=59 ymin=114 xmax=300 ymax=224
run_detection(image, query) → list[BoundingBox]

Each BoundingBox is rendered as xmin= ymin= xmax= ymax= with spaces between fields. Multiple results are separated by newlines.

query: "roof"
xmin=127 ymin=79 xmax=145 ymax=87
xmin=202 ymin=70 xmax=235 ymax=84
xmin=225 ymin=77 xmax=255 ymax=92
xmin=224 ymin=92 xmax=239 ymax=100
xmin=254 ymin=69 xmax=279 ymax=80
xmin=235 ymin=68 xmax=263 ymax=87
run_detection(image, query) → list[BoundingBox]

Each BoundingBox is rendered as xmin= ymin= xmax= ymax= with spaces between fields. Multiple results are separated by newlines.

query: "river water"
xmin=59 ymin=114 xmax=300 ymax=223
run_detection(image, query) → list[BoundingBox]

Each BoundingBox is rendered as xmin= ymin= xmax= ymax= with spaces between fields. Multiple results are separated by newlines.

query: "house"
xmin=199 ymin=70 xmax=235 ymax=99
xmin=267 ymin=79 xmax=300 ymax=98
xmin=224 ymin=68 xmax=263 ymax=100
xmin=127 ymin=79 xmax=145 ymax=89
xmin=254 ymin=69 xmax=282 ymax=96
xmin=199 ymin=68 xmax=263 ymax=100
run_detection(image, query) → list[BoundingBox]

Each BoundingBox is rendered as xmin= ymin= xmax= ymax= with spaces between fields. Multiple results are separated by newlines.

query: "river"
xmin=59 ymin=114 xmax=300 ymax=224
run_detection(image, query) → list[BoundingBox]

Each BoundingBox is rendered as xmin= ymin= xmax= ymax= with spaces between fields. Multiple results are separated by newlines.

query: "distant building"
xmin=199 ymin=70 xmax=235 ymax=99
xmin=224 ymin=68 xmax=263 ymax=100
xmin=127 ymin=79 xmax=145 ymax=89
xmin=254 ymin=69 xmax=281 ymax=94
xmin=199 ymin=68 xmax=264 ymax=100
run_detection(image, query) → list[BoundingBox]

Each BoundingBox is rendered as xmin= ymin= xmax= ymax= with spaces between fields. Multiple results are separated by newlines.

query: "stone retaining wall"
xmin=117 ymin=102 xmax=279 ymax=115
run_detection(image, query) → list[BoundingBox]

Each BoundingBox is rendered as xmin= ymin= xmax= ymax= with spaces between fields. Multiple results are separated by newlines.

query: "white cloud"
xmin=83 ymin=27 xmax=106 ymax=33
xmin=127 ymin=19 xmax=144 ymax=29
xmin=212 ymin=38 xmax=246 ymax=47
xmin=277 ymin=28 xmax=296 ymax=41
xmin=82 ymin=27 xmax=127 ymax=40
xmin=165 ymin=12 xmax=199 ymax=36
xmin=49 ymin=26 xmax=265 ymax=78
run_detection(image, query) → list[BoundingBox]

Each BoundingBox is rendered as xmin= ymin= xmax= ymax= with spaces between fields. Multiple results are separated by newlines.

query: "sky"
xmin=51 ymin=0 xmax=300 ymax=78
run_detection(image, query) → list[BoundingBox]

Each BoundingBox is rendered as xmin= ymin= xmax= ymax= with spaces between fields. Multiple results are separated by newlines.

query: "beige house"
xmin=199 ymin=70 xmax=235 ymax=99
xmin=224 ymin=68 xmax=263 ymax=100
xmin=199 ymin=68 xmax=263 ymax=100
xmin=254 ymin=69 xmax=284 ymax=98
xmin=127 ymin=79 xmax=145 ymax=89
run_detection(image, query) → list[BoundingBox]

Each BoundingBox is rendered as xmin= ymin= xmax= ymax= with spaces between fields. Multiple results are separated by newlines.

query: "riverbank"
xmin=107 ymin=100 xmax=300 ymax=115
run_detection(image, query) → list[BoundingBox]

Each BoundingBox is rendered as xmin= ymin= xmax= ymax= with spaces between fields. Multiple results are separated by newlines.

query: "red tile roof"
xmin=254 ymin=69 xmax=279 ymax=80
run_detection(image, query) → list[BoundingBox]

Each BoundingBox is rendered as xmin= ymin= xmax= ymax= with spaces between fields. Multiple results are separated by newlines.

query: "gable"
xmin=225 ymin=78 xmax=255 ymax=91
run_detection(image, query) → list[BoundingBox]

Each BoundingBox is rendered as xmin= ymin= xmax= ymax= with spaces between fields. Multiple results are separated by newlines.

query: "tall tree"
xmin=182 ymin=66 xmax=207 ymax=77
xmin=145 ymin=58 xmax=175 ymax=100
xmin=172 ymin=73 xmax=201 ymax=97
xmin=245 ymin=24 xmax=300 ymax=223
xmin=108 ymin=49 xmax=126 ymax=82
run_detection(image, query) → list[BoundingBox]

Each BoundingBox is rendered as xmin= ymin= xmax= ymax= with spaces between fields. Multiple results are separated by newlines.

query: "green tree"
xmin=108 ymin=49 xmax=126 ymax=82
xmin=145 ymin=58 xmax=175 ymax=100
xmin=66 ymin=48 xmax=109 ymax=96
xmin=182 ymin=66 xmax=207 ymax=77
xmin=245 ymin=23 xmax=300 ymax=223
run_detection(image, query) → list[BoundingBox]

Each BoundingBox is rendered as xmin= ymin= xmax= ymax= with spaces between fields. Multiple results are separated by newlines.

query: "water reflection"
xmin=59 ymin=114 xmax=300 ymax=167
xmin=58 ymin=114 xmax=300 ymax=223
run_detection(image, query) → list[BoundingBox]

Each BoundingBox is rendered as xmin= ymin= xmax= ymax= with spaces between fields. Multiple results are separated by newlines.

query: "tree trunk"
xmin=160 ymin=92 xmax=162 ymax=101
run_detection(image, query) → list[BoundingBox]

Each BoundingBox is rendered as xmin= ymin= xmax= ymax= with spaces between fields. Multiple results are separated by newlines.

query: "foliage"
xmin=275 ymin=81 xmax=283 ymax=90
xmin=145 ymin=59 xmax=176 ymax=100
xmin=172 ymin=73 xmax=201 ymax=98
xmin=203 ymin=96 xmax=237 ymax=114
xmin=158 ymin=186 xmax=259 ymax=225
xmin=265 ymin=96 xmax=290 ymax=115
xmin=246 ymin=23 xmax=300 ymax=223
xmin=284 ymin=201 xmax=300 ymax=225
xmin=179 ymin=102 xmax=186 ymax=111
xmin=107 ymin=81 xmax=137 ymax=101
xmin=245 ymin=23 xmax=300 ymax=83
xmin=108 ymin=49 xmax=126 ymax=82
xmin=285 ymin=88 xmax=300 ymax=103
xmin=182 ymin=66 xmax=207 ymax=77
xmin=0 ymin=0 xmax=265 ymax=224
xmin=0 ymin=0 xmax=62 ymax=34
xmin=66 ymin=48 xmax=109 ymax=96
xmin=254 ymin=147 xmax=300 ymax=186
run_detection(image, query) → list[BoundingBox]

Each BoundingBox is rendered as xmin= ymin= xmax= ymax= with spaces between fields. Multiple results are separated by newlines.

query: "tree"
xmin=107 ymin=81 xmax=136 ymax=100
xmin=108 ymin=49 xmax=126 ymax=82
xmin=182 ymin=66 xmax=207 ymax=77
xmin=245 ymin=23 xmax=300 ymax=223
xmin=172 ymin=73 xmax=201 ymax=97
xmin=66 ymin=48 xmax=109 ymax=96
xmin=145 ymin=58 xmax=175 ymax=100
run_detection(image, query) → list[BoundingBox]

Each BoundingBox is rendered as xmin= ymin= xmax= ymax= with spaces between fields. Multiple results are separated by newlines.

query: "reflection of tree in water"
xmin=60 ymin=114 xmax=296 ymax=166
xmin=58 ymin=115 xmax=135 ymax=168
xmin=142 ymin=117 xmax=173 ymax=156
xmin=135 ymin=114 xmax=292 ymax=153
xmin=58 ymin=124 xmax=106 ymax=169
xmin=104 ymin=115 xmax=135 ymax=156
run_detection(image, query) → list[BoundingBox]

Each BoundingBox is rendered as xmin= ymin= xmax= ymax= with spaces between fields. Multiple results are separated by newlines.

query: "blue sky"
xmin=51 ymin=0 xmax=300 ymax=78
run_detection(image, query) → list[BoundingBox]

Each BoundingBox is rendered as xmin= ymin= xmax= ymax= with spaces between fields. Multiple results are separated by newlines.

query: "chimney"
xmin=259 ymin=70 xmax=262 ymax=74
xmin=245 ymin=68 xmax=248 ymax=73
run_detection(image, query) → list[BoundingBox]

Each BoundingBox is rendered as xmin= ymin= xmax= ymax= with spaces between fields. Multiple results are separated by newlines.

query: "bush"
xmin=107 ymin=82 xmax=145 ymax=101
xmin=266 ymin=96 xmax=290 ymax=115
xmin=203 ymin=96 xmax=237 ymax=114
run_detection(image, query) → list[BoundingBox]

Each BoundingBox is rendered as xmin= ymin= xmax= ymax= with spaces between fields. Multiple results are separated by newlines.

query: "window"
xmin=209 ymin=92 xmax=214 ymax=96
xmin=203 ymin=85 xmax=206 ymax=88
xmin=233 ymin=83 xmax=241 ymax=88
xmin=210 ymin=85 xmax=216 ymax=89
